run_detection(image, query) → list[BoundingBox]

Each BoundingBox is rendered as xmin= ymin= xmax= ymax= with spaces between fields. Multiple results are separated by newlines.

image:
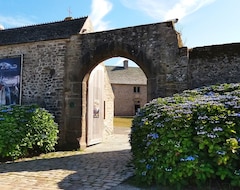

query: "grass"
xmin=113 ymin=117 xmax=133 ymax=127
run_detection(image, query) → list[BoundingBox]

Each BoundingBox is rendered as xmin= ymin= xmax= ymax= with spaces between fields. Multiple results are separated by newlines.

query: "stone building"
xmin=106 ymin=60 xmax=147 ymax=116
xmin=0 ymin=16 xmax=114 ymax=148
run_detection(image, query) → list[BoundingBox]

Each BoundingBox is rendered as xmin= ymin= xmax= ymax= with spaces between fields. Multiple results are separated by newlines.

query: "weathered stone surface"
xmin=188 ymin=43 xmax=240 ymax=88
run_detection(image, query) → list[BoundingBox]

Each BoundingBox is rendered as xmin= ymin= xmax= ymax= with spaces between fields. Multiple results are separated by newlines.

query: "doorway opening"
xmin=85 ymin=57 xmax=147 ymax=146
xmin=134 ymin=101 xmax=141 ymax=114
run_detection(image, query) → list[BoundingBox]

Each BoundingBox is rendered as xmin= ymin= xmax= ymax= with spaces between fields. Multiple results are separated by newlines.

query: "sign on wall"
xmin=0 ymin=56 xmax=22 ymax=105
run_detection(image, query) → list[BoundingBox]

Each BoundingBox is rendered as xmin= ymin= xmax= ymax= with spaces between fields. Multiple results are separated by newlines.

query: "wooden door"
xmin=87 ymin=64 xmax=104 ymax=146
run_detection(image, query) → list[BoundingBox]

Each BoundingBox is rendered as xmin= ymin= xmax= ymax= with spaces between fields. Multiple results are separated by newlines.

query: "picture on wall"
xmin=0 ymin=56 xmax=22 ymax=105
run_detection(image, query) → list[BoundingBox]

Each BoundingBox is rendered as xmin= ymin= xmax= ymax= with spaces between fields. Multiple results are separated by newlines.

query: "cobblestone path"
xmin=0 ymin=127 xmax=134 ymax=190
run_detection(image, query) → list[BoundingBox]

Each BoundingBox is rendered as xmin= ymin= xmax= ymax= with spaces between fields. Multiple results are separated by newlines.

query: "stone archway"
xmin=64 ymin=21 xmax=188 ymax=149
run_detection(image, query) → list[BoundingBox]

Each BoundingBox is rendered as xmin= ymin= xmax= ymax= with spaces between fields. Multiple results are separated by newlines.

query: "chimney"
xmin=123 ymin=60 xmax=128 ymax=69
xmin=64 ymin=17 xmax=73 ymax=21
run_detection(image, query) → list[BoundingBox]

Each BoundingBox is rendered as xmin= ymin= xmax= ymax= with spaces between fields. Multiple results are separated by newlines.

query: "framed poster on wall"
xmin=0 ymin=55 xmax=22 ymax=105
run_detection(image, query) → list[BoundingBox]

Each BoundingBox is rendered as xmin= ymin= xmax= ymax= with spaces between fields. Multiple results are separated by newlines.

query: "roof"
xmin=0 ymin=17 xmax=88 ymax=46
xmin=106 ymin=66 xmax=147 ymax=85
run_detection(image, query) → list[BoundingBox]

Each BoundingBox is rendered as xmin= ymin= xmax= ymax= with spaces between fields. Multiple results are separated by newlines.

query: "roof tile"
xmin=0 ymin=17 xmax=87 ymax=45
xmin=106 ymin=66 xmax=147 ymax=85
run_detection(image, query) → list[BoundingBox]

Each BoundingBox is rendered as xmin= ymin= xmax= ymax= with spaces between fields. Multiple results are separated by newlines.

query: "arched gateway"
xmin=2 ymin=16 xmax=240 ymax=149
xmin=64 ymin=18 xmax=188 ymax=149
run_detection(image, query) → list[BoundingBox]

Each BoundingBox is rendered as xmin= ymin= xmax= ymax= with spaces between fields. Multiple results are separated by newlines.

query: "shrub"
xmin=130 ymin=83 xmax=240 ymax=188
xmin=0 ymin=104 xmax=59 ymax=160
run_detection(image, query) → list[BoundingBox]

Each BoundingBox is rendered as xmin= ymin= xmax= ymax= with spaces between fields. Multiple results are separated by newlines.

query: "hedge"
xmin=130 ymin=83 xmax=240 ymax=188
xmin=0 ymin=104 xmax=59 ymax=160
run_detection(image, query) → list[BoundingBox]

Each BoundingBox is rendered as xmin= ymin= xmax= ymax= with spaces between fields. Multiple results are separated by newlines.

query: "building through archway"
xmin=106 ymin=59 xmax=147 ymax=116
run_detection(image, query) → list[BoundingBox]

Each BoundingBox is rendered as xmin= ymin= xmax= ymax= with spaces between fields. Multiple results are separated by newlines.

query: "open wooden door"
xmin=87 ymin=64 xmax=104 ymax=146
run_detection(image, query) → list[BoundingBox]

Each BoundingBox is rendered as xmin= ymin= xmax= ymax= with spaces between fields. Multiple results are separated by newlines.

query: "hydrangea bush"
xmin=0 ymin=104 xmax=59 ymax=160
xmin=130 ymin=83 xmax=240 ymax=187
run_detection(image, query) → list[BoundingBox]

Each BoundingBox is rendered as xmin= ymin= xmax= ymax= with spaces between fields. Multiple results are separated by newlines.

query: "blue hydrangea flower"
xmin=180 ymin=156 xmax=197 ymax=162
xmin=147 ymin=133 xmax=159 ymax=139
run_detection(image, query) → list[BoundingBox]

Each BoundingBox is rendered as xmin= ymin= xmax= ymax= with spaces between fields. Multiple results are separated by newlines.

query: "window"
xmin=133 ymin=86 xmax=140 ymax=93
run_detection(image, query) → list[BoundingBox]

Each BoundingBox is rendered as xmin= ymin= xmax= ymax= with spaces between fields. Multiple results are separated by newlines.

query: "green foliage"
xmin=130 ymin=83 xmax=240 ymax=188
xmin=0 ymin=104 xmax=59 ymax=160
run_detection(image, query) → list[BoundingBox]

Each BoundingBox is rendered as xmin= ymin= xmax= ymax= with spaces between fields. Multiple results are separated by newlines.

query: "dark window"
xmin=133 ymin=86 xmax=140 ymax=93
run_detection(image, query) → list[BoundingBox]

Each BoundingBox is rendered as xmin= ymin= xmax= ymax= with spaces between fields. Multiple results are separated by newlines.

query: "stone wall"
xmin=103 ymin=66 xmax=114 ymax=138
xmin=77 ymin=21 xmax=187 ymax=100
xmin=188 ymin=43 xmax=240 ymax=89
xmin=0 ymin=40 xmax=66 ymax=139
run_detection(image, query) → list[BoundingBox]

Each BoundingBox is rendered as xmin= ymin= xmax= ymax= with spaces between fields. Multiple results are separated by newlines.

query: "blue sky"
xmin=0 ymin=0 xmax=239 ymax=66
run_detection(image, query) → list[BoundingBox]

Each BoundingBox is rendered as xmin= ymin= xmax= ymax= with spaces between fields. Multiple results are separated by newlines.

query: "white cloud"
xmin=0 ymin=24 xmax=4 ymax=29
xmin=90 ymin=0 xmax=113 ymax=31
xmin=121 ymin=0 xmax=215 ymax=21
xmin=0 ymin=15 xmax=35 ymax=28
xmin=163 ymin=0 xmax=216 ymax=21
xmin=121 ymin=0 xmax=168 ymax=20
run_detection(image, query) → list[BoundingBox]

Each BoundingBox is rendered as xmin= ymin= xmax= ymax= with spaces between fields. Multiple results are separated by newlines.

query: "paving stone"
xmin=0 ymin=128 xmax=134 ymax=189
